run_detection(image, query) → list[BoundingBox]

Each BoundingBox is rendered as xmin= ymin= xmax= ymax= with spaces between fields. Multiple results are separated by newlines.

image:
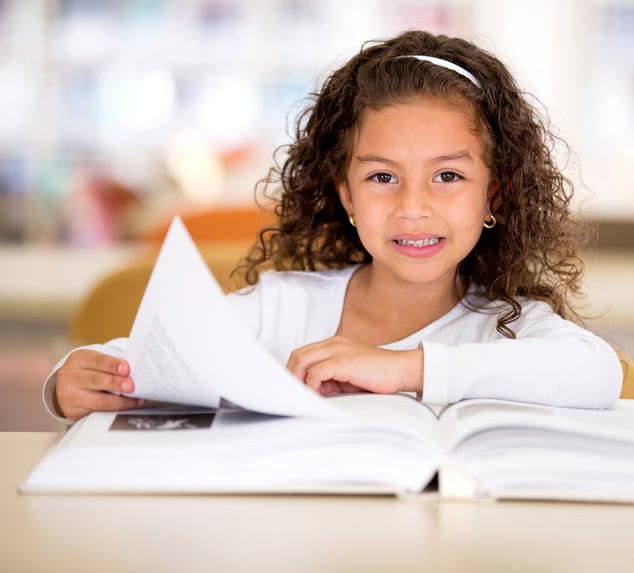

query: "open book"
xmin=20 ymin=218 xmax=634 ymax=501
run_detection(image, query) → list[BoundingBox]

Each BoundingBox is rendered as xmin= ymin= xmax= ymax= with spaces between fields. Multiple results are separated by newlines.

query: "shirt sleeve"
xmin=42 ymin=338 xmax=129 ymax=424
xmin=422 ymin=303 xmax=622 ymax=409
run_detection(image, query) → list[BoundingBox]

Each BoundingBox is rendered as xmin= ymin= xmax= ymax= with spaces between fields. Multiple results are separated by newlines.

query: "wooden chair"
xmin=67 ymin=206 xmax=274 ymax=346
xmin=66 ymin=243 xmax=248 ymax=346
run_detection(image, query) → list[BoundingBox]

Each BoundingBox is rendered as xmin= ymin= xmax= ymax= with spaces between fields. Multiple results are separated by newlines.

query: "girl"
xmin=46 ymin=30 xmax=622 ymax=422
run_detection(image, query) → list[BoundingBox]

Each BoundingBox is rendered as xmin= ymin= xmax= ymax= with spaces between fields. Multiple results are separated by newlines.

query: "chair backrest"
xmin=66 ymin=243 xmax=249 ymax=346
xmin=67 ymin=206 xmax=274 ymax=347
xmin=141 ymin=206 xmax=275 ymax=245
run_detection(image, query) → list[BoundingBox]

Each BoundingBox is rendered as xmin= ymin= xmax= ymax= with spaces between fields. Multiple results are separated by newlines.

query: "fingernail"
xmin=121 ymin=379 xmax=133 ymax=393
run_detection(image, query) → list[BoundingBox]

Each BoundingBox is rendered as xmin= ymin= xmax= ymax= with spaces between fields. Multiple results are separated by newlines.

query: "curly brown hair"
xmin=239 ymin=30 xmax=590 ymax=338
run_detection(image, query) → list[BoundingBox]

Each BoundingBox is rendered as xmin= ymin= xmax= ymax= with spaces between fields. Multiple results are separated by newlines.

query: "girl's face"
xmin=337 ymin=97 xmax=495 ymax=290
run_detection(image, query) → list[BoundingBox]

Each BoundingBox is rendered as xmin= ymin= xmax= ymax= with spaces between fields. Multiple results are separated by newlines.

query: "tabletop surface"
xmin=2 ymin=431 xmax=634 ymax=573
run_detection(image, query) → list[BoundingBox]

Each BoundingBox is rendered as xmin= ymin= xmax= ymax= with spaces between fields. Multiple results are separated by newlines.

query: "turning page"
xmin=125 ymin=216 xmax=341 ymax=419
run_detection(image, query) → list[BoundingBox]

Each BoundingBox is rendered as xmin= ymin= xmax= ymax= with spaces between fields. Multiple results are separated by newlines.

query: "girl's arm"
xmin=287 ymin=302 xmax=622 ymax=409
xmin=435 ymin=310 xmax=622 ymax=409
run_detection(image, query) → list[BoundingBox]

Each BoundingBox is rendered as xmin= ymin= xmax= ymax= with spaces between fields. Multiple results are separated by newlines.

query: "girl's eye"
xmin=370 ymin=172 xmax=395 ymax=184
xmin=434 ymin=171 xmax=462 ymax=183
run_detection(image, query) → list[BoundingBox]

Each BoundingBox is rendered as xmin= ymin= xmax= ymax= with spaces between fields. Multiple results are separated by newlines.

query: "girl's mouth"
xmin=394 ymin=237 xmax=441 ymax=247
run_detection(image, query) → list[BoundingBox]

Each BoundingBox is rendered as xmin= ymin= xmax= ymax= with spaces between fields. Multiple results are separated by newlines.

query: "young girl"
xmin=46 ymin=30 xmax=622 ymax=422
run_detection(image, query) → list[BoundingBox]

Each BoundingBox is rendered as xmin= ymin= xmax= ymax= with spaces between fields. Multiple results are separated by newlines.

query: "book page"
xmin=437 ymin=398 xmax=634 ymax=452
xmin=437 ymin=399 xmax=634 ymax=502
xmin=328 ymin=393 xmax=442 ymax=446
xmin=125 ymin=216 xmax=342 ymax=420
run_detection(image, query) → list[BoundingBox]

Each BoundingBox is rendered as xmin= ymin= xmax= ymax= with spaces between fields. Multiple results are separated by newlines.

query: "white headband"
xmin=397 ymin=55 xmax=481 ymax=89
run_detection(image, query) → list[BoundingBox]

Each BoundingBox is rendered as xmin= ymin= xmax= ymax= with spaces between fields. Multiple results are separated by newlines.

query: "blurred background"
xmin=0 ymin=0 xmax=632 ymax=430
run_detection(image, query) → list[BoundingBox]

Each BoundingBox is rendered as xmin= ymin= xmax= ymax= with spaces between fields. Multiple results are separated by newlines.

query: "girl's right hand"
xmin=54 ymin=349 xmax=143 ymax=421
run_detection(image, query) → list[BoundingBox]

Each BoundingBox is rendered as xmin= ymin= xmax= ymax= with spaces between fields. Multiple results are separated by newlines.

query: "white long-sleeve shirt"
xmin=43 ymin=266 xmax=623 ymax=421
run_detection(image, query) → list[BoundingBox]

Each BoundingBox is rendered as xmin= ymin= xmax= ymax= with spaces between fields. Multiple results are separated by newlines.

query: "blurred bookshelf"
xmin=0 ymin=0 xmax=631 ymax=248
xmin=0 ymin=0 xmax=473 ymax=246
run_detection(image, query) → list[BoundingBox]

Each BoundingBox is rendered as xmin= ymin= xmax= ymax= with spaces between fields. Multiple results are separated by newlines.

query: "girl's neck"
xmin=337 ymin=264 xmax=465 ymax=346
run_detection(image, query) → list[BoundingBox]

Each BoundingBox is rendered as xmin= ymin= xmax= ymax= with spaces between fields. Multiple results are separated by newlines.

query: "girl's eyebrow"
xmin=354 ymin=155 xmax=398 ymax=167
xmin=355 ymin=150 xmax=474 ymax=167
xmin=427 ymin=150 xmax=473 ymax=165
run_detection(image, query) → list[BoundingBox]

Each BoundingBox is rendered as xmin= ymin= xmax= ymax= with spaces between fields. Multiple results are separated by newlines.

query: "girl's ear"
xmin=336 ymin=180 xmax=354 ymax=215
xmin=487 ymin=178 xmax=501 ymax=213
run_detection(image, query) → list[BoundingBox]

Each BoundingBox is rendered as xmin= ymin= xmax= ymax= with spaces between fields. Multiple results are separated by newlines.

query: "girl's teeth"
xmin=397 ymin=238 xmax=440 ymax=247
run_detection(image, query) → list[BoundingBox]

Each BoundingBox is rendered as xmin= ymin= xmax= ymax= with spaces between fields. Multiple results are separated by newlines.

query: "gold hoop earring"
xmin=483 ymin=214 xmax=496 ymax=229
xmin=348 ymin=213 xmax=356 ymax=227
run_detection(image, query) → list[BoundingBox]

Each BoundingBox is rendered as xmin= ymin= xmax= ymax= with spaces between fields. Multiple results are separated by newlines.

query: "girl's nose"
xmin=397 ymin=183 xmax=433 ymax=220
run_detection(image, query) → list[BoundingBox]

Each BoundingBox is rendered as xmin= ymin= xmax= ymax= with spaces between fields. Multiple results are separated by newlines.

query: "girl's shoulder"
xmin=462 ymin=285 xmax=563 ymax=330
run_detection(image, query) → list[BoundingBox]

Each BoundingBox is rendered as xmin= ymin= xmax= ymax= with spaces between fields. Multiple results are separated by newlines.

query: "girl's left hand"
xmin=286 ymin=335 xmax=423 ymax=396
